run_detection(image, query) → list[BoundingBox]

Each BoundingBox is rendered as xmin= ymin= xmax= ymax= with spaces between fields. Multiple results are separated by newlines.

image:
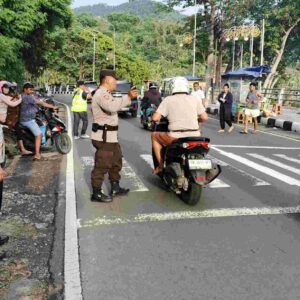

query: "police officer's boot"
xmin=91 ymin=188 xmax=113 ymax=203
xmin=110 ymin=181 xmax=130 ymax=197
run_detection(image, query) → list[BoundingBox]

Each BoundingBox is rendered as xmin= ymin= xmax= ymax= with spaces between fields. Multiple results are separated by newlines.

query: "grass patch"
xmin=0 ymin=218 xmax=39 ymax=240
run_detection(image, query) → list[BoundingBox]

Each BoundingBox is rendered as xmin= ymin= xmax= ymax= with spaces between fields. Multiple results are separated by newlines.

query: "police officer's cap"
xmin=100 ymin=69 xmax=118 ymax=81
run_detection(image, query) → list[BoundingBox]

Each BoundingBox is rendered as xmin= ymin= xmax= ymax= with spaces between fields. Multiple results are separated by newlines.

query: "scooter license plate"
xmin=189 ymin=159 xmax=212 ymax=170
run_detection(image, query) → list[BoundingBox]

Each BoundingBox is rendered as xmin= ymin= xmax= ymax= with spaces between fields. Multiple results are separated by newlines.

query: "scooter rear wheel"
xmin=181 ymin=182 xmax=202 ymax=206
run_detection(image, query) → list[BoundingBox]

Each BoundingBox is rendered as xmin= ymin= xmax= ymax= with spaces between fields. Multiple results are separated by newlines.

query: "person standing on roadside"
xmin=191 ymin=82 xmax=206 ymax=107
xmin=90 ymin=69 xmax=138 ymax=203
xmin=217 ymin=83 xmax=234 ymax=133
xmin=71 ymin=81 xmax=91 ymax=140
xmin=240 ymin=82 xmax=263 ymax=134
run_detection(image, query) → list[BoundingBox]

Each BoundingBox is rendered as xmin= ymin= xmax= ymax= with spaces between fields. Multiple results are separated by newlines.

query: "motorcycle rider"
xmin=17 ymin=82 xmax=58 ymax=160
xmin=151 ymin=77 xmax=208 ymax=174
xmin=0 ymin=82 xmax=22 ymax=124
xmin=141 ymin=82 xmax=162 ymax=112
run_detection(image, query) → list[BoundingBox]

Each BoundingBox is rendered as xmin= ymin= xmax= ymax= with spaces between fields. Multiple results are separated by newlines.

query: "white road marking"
xmin=79 ymin=205 xmax=300 ymax=227
xmin=247 ymin=153 xmax=300 ymax=176
xmin=211 ymin=147 xmax=300 ymax=187
xmin=122 ymin=159 xmax=149 ymax=192
xmin=208 ymin=116 xmax=300 ymax=142
xmin=140 ymin=154 xmax=230 ymax=189
xmin=207 ymin=154 xmax=270 ymax=186
xmin=140 ymin=154 xmax=154 ymax=169
xmin=57 ymin=102 xmax=83 ymax=299
xmin=80 ymin=156 xmax=148 ymax=192
xmin=81 ymin=156 xmax=94 ymax=167
xmin=273 ymin=154 xmax=300 ymax=165
xmin=211 ymin=145 xmax=300 ymax=150
xmin=208 ymin=179 xmax=230 ymax=188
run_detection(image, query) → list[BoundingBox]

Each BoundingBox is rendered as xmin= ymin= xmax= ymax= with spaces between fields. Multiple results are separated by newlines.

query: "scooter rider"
xmin=141 ymin=82 xmax=162 ymax=111
xmin=151 ymin=77 xmax=208 ymax=174
xmin=90 ymin=69 xmax=138 ymax=202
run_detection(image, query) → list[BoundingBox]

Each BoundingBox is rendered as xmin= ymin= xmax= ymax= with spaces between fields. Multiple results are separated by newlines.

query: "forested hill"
xmin=73 ymin=0 xmax=183 ymax=20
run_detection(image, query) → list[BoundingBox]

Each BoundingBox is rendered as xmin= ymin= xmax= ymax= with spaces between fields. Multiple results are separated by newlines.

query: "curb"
xmin=206 ymin=106 xmax=300 ymax=133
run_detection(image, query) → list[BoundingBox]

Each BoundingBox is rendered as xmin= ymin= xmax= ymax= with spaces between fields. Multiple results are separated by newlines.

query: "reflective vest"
xmin=71 ymin=88 xmax=88 ymax=112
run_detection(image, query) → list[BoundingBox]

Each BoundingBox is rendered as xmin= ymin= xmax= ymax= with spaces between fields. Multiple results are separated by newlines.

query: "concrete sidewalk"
xmin=206 ymin=104 xmax=300 ymax=133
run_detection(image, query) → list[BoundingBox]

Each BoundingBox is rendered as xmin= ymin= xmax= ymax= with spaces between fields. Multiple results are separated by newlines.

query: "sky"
xmin=71 ymin=0 xmax=196 ymax=15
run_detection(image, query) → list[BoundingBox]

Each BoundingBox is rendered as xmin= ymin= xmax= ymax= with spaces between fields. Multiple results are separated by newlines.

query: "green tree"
xmin=0 ymin=0 xmax=72 ymax=81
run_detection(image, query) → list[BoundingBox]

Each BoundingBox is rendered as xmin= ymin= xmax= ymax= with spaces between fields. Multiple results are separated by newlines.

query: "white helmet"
xmin=170 ymin=77 xmax=189 ymax=94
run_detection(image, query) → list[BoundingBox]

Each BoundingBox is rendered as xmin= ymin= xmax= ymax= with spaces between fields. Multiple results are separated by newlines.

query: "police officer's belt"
xmin=170 ymin=129 xmax=199 ymax=132
xmin=92 ymin=123 xmax=119 ymax=143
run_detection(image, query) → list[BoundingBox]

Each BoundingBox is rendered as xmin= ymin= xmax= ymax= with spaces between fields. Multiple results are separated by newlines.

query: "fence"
xmin=262 ymin=88 xmax=300 ymax=108
xmin=47 ymin=84 xmax=76 ymax=95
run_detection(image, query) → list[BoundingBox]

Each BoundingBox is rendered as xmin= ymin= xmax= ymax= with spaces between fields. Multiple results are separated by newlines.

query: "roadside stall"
xmin=221 ymin=65 xmax=272 ymax=121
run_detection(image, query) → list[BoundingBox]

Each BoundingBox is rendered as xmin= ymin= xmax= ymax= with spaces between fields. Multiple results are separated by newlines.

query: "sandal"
xmin=239 ymin=131 xmax=248 ymax=134
xmin=33 ymin=156 xmax=48 ymax=161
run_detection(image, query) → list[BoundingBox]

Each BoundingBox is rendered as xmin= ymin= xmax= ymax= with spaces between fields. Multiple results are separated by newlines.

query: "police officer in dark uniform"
xmin=91 ymin=69 xmax=138 ymax=202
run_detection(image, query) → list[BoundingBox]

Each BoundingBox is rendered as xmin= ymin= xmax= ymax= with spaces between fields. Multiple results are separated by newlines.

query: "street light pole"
xmin=240 ymin=43 xmax=243 ymax=68
xmin=232 ymin=39 xmax=236 ymax=71
xmin=260 ymin=18 xmax=265 ymax=66
xmin=192 ymin=0 xmax=197 ymax=77
xmin=93 ymin=33 xmax=96 ymax=82
xmin=112 ymin=26 xmax=116 ymax=71
xmin=250 ymin=34 xmax=254 ymax=67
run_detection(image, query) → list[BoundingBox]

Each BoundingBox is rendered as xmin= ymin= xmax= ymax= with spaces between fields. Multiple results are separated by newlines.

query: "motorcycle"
xmin=16 ymin=100 xmax=71 ymax=155
xmin=152 ymin=121 xmax=221 ymax=205
xmin=141 ymin=104 xmax=157 ymax=130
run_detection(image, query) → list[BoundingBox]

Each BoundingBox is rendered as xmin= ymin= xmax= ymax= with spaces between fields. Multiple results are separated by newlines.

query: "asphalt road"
xmin=56 ymin=95 xmax=300 ymax=300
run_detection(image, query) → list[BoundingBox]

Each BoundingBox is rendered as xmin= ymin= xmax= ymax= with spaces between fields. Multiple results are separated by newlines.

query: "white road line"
xmin=140 ymin=154 xmax=230 ymax=189
xmin=211 ymin=146 xmax=300 ymax=187
xmin=208 ymin=116 xmax=300 ymax=142
xmin=58 ymin=102 xmax=83 ymax=299
xmin=273 ymin=154 xmax=300 ymax=165
xmin=207 ymin=154 xmax=270 ymax=187
xmin=211 ymin=145 xmax=300 ymax=150
xmin=122 ymin=159 xmax=149 ymax=192
xmin=208 ymin=179 xmax=230 ymax=188
xmin=140 ymin=154 xmax=154 ymax=169
xmin=81 ymin=156 xmax=94 ymax=167
xmin=79 ymin=205 xmax=300 ymax=227
xmin=247 ymin=153 xmax=300 ymax=176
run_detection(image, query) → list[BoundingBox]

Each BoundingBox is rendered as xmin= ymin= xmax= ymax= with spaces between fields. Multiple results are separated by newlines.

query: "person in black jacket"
xmin=141 ymin=82 xmax=162 ymax=111
xmin=218 ymin=83 xmax=234 ymax=133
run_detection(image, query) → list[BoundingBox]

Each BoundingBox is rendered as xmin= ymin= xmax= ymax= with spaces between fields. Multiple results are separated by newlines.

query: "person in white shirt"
xmin=191 ymin=82 xmax=205 ymax=107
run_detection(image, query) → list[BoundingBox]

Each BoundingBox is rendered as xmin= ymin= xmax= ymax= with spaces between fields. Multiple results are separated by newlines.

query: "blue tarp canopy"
xmin=222 ymin=65 xmax=271 ymax=79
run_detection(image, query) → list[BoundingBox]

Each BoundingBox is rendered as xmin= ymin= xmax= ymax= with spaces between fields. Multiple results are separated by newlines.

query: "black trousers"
xmin=219 ymin=105 xmax=232 ymax=129
xmin=73 ymin=112 xmax=88 ymax=136
xmin=91 ymin=140 xmax=123 ymax=188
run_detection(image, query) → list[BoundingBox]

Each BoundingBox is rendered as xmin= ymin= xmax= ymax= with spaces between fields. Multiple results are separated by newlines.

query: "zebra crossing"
xmin=211 ymin=146 xmax=300 ymax=188
xmin=80 ymin=149 xmax=300 ymax=192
